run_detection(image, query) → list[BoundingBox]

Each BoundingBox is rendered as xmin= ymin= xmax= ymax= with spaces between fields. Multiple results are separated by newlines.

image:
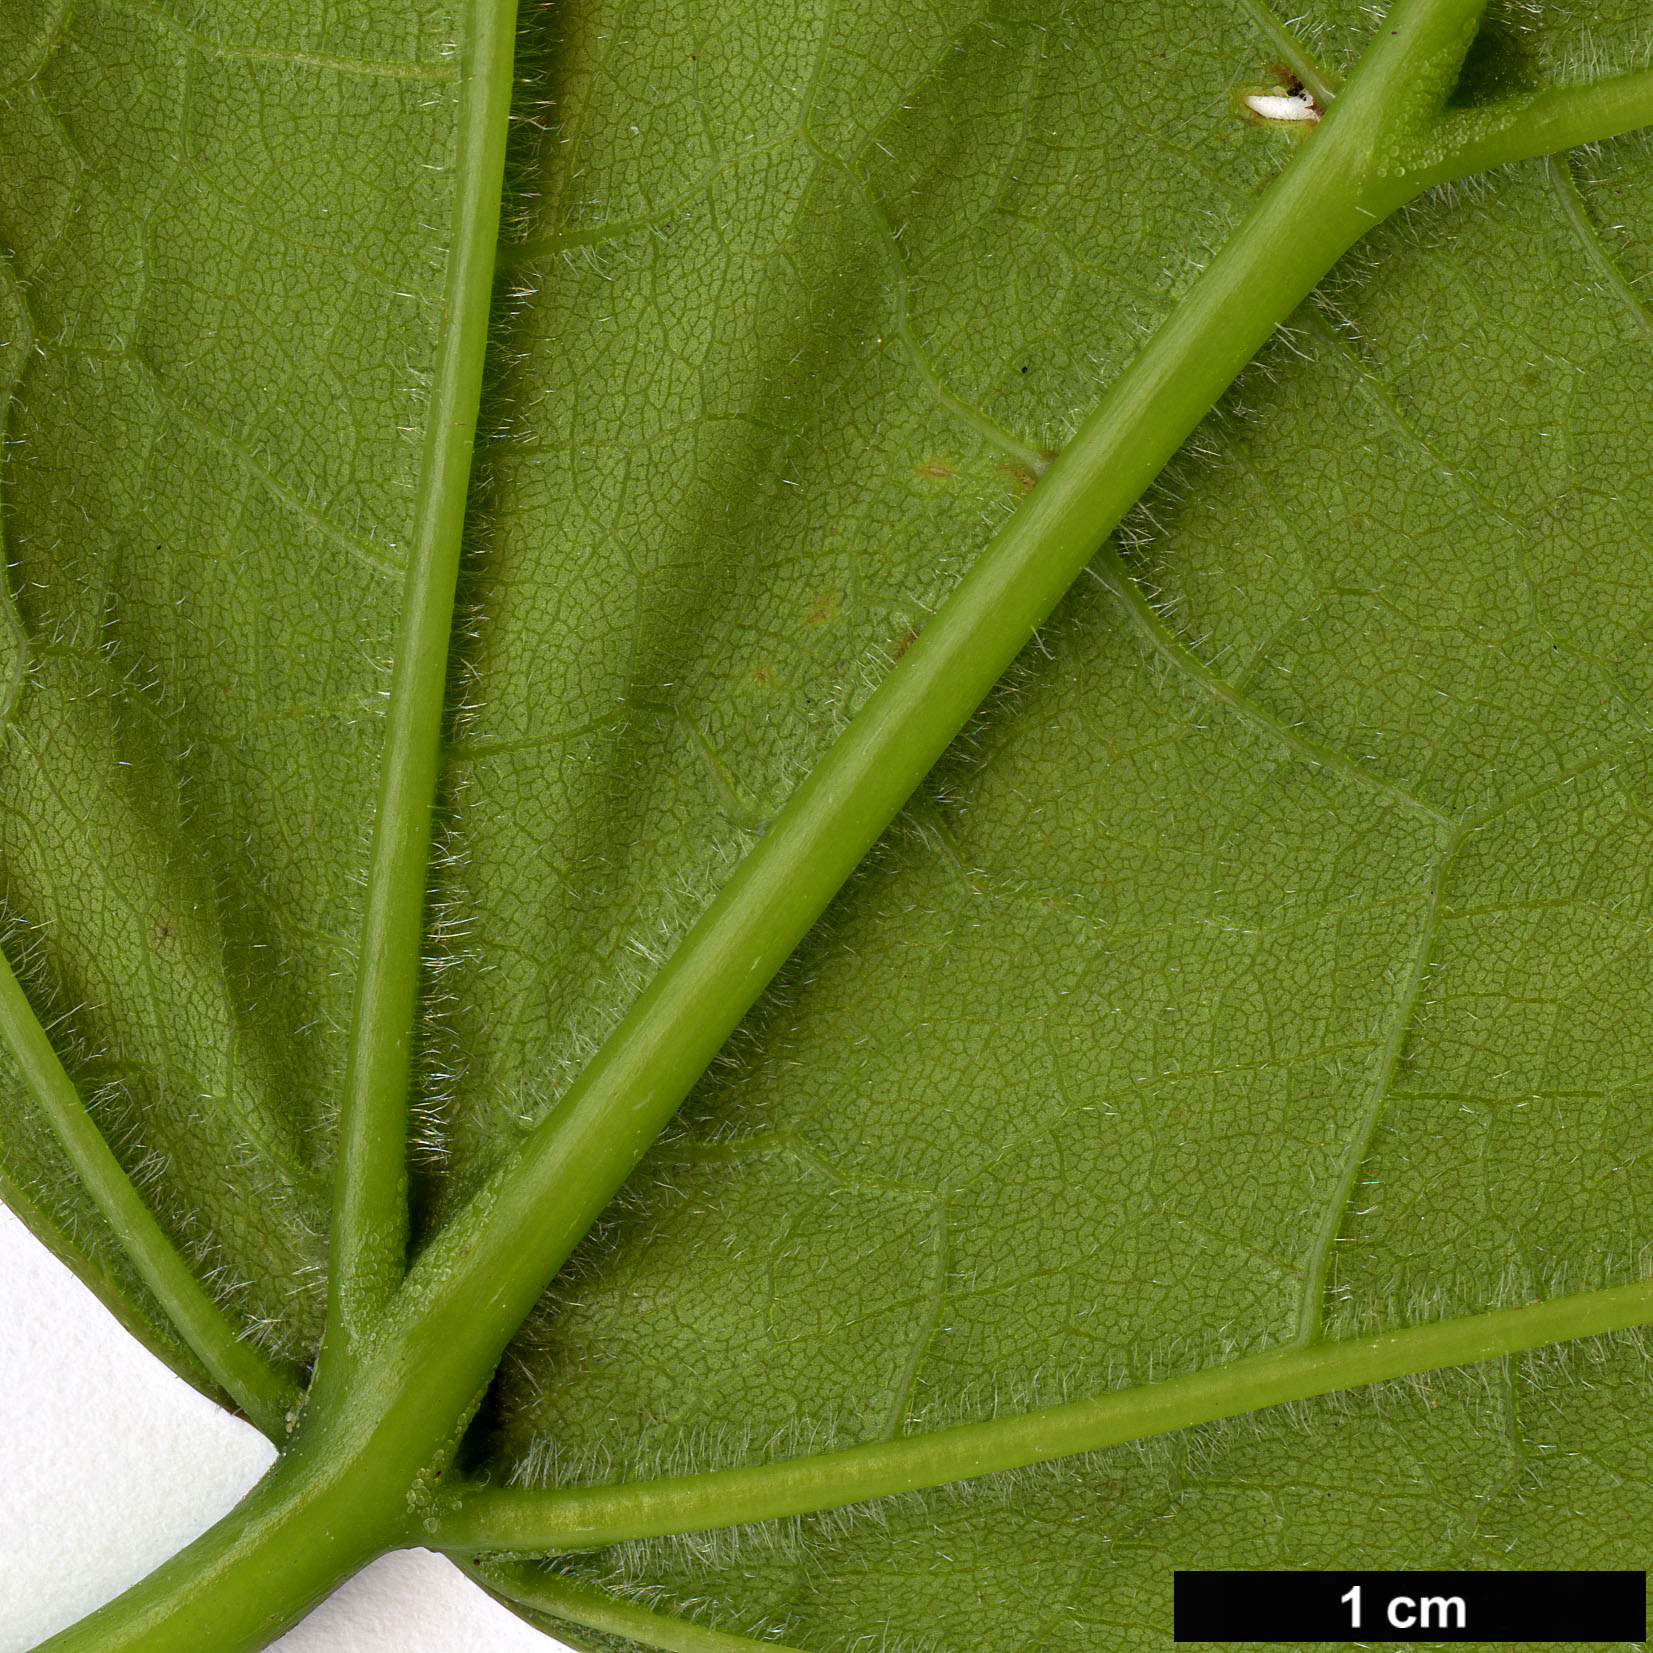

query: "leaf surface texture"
xmin=3 ymin=0 xmax=1653 ymax=1647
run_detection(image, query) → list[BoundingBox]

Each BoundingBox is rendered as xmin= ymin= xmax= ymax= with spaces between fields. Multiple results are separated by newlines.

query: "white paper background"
xmin=0 ymin=1204 xmax=573 ymax=1652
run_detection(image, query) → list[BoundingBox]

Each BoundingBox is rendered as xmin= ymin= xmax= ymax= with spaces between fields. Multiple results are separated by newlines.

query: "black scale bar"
xmin=1173 ymin=1570 xmax=1646 ymax=1642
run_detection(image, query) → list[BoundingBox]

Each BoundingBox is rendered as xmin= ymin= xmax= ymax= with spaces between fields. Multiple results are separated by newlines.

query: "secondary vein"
xmin=1090 ymin=548 xmax=1450 ymax=823
xmin=369 ymin=0 xmax=1540 ymax=1503
xmin=0 ymin=945 xmax=300 ymax=1436
xmin=1232 ymin=0 xmax=1344 ymax=108
xmin=0 ymin=256 xmax=302 ymax=1433
xmin=436 ymin=1276 xmax=1653 ymax=1553
xmin=1294 ymin=829 xmax=1457 ymax=1342
xmin=475 ymin=1566 xmax=813 ymax=1653
xmin=1546 ymin=151 xmax=1653 ymax=348
xmin=320 ymin=0 xmax=518 ymax=1364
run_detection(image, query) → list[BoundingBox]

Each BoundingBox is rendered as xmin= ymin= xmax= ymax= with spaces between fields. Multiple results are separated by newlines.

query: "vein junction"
xmin=11 ymin=1 xmax=1653 ymax=1644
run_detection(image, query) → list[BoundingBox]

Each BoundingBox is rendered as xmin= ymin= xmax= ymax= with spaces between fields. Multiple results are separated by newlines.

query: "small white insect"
xmin=1245 ymin=87 xmax=1320 ymax=123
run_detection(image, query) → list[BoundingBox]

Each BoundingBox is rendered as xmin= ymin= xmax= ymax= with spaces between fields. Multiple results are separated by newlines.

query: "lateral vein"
xmin=0 ymin=944 xmax=300 ymax=1436
xmin=475 ymin=1565 xmax=814 ymax=1653
xmin=318 ymin=0 xmax=518 ymax=1366
xmin=1294 ymin=830 xmax=1457 ymax=1342
xmin=1232 ymin=0 xmax=1344 ymax=108
xmin=111 ymin=0 xmax=460 ymax=81
xmin=1546 ymin=151 xmax=1653 ymax=348
xmin=1090 ymin=548 xmax=1450 ymax=824
xmin=437 ymin=1277 xmax=1653 ymax=1554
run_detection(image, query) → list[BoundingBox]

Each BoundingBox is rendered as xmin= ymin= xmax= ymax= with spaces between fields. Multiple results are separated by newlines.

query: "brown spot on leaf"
xmin=751 ymin=665 xmax=773 ymax=683
xmin=806 ymin=593 xmax=836 ymax=626
xmin=916 ymin=456 xmax=957 ymax=482
xmin=893 ymin=627 xmax=919 ymax=661
xmin=1003 ymin=463 xmax=1037 ymax=495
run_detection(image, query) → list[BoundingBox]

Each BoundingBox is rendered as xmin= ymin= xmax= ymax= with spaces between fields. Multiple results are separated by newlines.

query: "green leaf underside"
xmin=7 ymin=1 xmax=1653 ymax=1650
